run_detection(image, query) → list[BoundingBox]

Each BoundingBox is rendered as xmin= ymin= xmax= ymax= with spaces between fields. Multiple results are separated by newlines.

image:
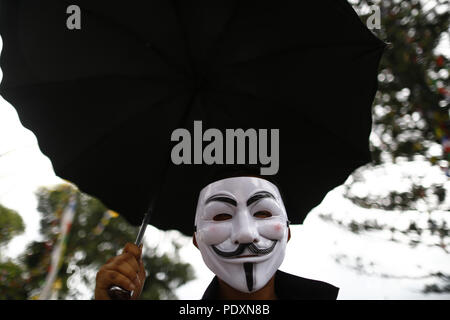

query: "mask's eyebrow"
xmin=205 ymin=194 xmax=237 ymax=206
xmin=246 ymin=191 xmax=276 ymax=207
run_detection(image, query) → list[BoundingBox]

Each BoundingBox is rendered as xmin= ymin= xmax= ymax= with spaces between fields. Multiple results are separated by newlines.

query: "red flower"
xmin=436 ymin=55 xmax=445 ymax=67
xmin=438 ymin=87 xmax=447 ymax=96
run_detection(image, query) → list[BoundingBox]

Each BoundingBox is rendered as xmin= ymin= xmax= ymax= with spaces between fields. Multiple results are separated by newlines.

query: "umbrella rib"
xmin=222 ymin=42 xmax=386 ymax=67
xmin=205 ymin=86 xmax=372 ymax=161
xmin=170 ymin=0 xmax=195 ymax=80
xmin=207 ymin=0 xmax=241 ymax=66
xmin=0 ymin=74 xmax=178 ymax=92
xmin=57 ymin=91 xmax=191 ymax=173
xmin=57 ymin=0 xmax=192 ymax=77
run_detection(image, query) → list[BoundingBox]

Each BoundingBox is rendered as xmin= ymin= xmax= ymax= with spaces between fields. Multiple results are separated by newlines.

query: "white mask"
xmin=194 ymin=176 xmax=289 ymax=293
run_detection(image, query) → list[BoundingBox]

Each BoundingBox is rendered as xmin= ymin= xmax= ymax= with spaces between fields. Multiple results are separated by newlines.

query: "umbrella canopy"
xmin=0 ymin=0 xmax=385 ymax=236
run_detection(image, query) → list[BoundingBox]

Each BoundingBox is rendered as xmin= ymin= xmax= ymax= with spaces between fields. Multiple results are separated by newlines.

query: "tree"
xmin=0 ymin=204 xmax=24 ymax=248
xmin=0 ymin=204 xmax=28 ymax=299
xmin=328 ymin=0 xmax=450 ymax=240
xmin=15 ymin=183 xmax=194 ymax=299
xmin=353 ymin=0 xmax=449 ymax=166
xmin=320 ymin=0 xmax=450 ymax=294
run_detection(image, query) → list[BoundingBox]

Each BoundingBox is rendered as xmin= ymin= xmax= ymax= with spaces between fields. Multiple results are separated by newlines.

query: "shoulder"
xmin=201 ymin=276 xmax=220 ymax=300
xmin=274 ymin=270 xmax=339 ymax=300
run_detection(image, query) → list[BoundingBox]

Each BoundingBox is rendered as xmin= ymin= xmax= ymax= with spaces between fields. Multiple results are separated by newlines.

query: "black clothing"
xmin=202 ymin=270 xmax=339 ymax=300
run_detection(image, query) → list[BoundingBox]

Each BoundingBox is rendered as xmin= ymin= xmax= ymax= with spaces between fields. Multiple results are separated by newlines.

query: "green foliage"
xmin=355 ymin=0 xmax=450 ymax=165
xmin=0 ymin=204 xmax=24 ymax=247
xmin=344 ymin=182 xmax=446 ymax=211
xmin=140 ymin=253 xmax=195 ymax=300
xmin=1 ymin=184 xmax=194 ymax=299
xmin=326 ymin=0 xmax=450 ymax=295
xmin=423 ymin=272 xmax=450 ymax=293
xmin=0 ymin=260 xmax=28 ymax=299
xmin=0 ymin=205 xmax=27 ymax=299
xmin=338 ymin=1 xmax=450 ymax=238
xmin=326 ymin=1 xmax=450 ymax=246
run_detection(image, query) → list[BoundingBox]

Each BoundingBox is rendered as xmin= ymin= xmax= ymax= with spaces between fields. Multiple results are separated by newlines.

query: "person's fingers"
xmin=107 ymin=270 xmax=137 ymax=294
xmin=123 ymin=242 xmax=142 ymax=260
xmin=97 ymin=269 xmax=136 ymax=292
xmin=116 ymin=252 xmax=140 ymax=274
xmin=138 ymin=258 xmax=146 ymax=283
xmin=105 ymin=252 xmax=142 ymax=286
xmin=133 ymin=254 xmax=146 ymax=296
xmin=95 ymin=246 xmax=146 ymax=300
xmin=95 ymin=243 xmax=146 ymax=300
xmin=131 ymin=258 xmax=146 ymax=300
xmin=131 ymin=281 xmax=142 ymax=300
xmin=138 ymin=258 xmax=145 ymax=277
xmin=112 ymin=261 xmax=141 ymax=288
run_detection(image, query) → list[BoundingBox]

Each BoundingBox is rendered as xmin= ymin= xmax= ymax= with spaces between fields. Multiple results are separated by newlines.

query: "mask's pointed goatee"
xmin=243 ymin=262 xmax=254 ymax=292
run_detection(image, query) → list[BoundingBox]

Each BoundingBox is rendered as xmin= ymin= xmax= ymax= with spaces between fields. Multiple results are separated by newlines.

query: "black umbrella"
xmin=0 ymin=0 xmax=385 ymax=237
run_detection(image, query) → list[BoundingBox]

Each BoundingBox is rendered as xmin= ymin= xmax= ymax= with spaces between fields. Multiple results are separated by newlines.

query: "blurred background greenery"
xmin=0 ymin=184 xmax=194 ymax=299
xmin=323 ymin=0 xmax=450 ymax=294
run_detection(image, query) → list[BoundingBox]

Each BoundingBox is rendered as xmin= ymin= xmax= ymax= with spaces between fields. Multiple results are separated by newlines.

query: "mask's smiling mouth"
xmin=211 ymin=241 xmax=277 ymax=259
xmin=234 ymin=254 xmax=258 ymax=259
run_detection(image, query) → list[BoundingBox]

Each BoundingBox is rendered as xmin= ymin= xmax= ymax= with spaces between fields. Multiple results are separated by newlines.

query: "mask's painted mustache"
xmin=212 ymin=241 xmax=277 ymax=258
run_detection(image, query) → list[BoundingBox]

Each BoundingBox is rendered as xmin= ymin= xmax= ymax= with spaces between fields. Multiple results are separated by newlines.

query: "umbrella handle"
xmin=108 ymin=285 xmax=132 ymax=300
xmin=107 ymin=210 xmax=152 ymax=300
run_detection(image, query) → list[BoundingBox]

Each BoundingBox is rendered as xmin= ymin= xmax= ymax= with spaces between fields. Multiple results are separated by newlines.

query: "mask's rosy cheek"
xmin=257 ymin=220 xmax=286 ymax=240
xmin=197 ymin=223 xmax=231 ymax=246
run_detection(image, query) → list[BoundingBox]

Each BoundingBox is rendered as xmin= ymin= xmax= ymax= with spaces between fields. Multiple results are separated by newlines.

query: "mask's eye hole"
xmin=213 ymin=213 xmax=232 ymax=221
xmin=253 ymin=211 xmax=272 ymax=218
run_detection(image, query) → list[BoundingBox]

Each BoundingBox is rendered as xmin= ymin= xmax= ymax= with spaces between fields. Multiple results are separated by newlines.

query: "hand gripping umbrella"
xmin=0 ymin=0 xmax=385 ymax=298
